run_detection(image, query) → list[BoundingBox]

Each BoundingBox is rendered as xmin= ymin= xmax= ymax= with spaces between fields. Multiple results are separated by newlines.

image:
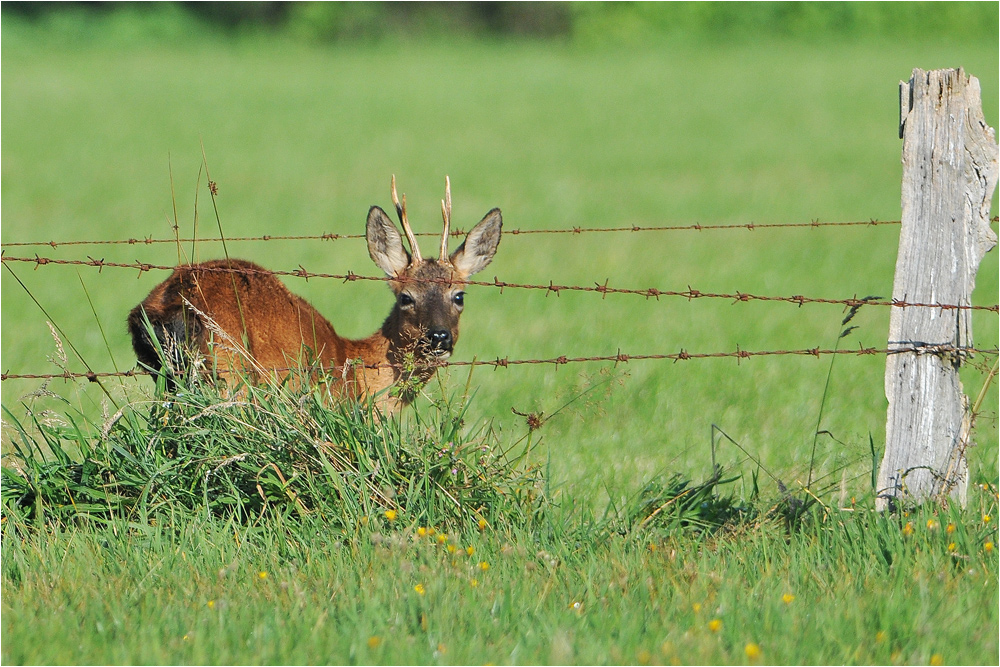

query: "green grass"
xmin=2 ymin=18 xmax=999 ymax=665
xmin=4 ymin=484 xmax=999 ymax=664
xmin=3 ymin=373 xmax=998 ymax=665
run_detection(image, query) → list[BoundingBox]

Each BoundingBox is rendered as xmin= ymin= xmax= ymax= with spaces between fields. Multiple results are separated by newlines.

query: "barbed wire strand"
xmin=3 ymin=344 xmax=997 ymax=382
xmin=7 ymin=217 xmax=1000 ymax=249
xmin=3 ymin=254 xmax=997 ymax=313
xmin=0 ymin=219 xmax=917 ymax=249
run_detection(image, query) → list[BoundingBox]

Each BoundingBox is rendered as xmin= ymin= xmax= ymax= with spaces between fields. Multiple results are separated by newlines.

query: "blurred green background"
xmin=3 ymin=1 xmax=996 ymax=44
xmin=2 ymin=2 xmax=998 ymax=505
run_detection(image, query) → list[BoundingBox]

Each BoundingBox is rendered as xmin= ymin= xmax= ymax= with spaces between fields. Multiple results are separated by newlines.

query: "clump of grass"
xmin=1 ymin=370 xmax=546 ymax=536
xmin=622 ymin=468 xmax=751 ymax=537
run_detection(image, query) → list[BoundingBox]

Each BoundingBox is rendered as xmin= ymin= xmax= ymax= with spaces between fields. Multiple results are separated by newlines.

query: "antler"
xmin=391 ymin=174 xmax=422 ymax=263
xmin=440 ymin=175 xmax=452 ymax=262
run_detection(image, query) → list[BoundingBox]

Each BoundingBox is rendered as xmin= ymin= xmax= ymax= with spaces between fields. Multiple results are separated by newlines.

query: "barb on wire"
xmin=3 ymin=344 xmax=997 ymax=382
xmin=0 ymin=218 xmax=920 ymax=249
xmin=2 ymin=254 xmax=997 ymax=313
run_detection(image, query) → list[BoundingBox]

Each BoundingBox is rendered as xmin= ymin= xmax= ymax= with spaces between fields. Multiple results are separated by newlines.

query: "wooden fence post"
xmin=876 ymin=68 xmax=998 ymax=510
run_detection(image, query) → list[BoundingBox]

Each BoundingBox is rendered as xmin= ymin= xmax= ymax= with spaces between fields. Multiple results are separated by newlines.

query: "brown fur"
xmin=128 ymin=197 xmax=501 ymax=412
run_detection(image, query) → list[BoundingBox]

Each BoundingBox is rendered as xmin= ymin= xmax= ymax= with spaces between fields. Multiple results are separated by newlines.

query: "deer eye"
xmin=453 ymin=292 xmax=465 ymax=307
xmin=399 ymin=293 xmax=415 ymax=308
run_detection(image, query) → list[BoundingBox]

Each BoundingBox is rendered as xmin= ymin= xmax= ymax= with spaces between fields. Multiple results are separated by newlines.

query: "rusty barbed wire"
xmin=3 ymin=253 xmax=997 ymax=313
xmin=2 ymin=344 xmax=996 ymax=382
xmin=0 ymin=218 xmax=914 ymax=249
xmin=6 ymin=217 xmax=999 ymax=249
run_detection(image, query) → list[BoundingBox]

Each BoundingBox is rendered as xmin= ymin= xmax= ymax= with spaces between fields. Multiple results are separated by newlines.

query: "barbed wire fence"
xmin=2 ymin=254 xmax=997 ymax=312
xmin=1 ymin=217 xmax=918 ymax=249
xmin=2 ymin=215 xmax=997 ymax=383
xmin=2 ymin=344 xmax=997 ymax=383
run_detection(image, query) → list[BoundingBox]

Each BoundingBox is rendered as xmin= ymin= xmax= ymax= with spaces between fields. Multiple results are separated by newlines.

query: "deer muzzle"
xmin=427 ymin=328 xmax=453 ymax=356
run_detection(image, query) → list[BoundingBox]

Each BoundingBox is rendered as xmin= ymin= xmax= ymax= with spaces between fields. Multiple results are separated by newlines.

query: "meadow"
xmin=2 ymin=11 xmax=998 ymax=665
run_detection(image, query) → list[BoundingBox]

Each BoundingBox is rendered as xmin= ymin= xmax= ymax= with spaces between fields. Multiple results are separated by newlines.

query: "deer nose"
xmin=428 ymin=329 xmax=452 ymax=350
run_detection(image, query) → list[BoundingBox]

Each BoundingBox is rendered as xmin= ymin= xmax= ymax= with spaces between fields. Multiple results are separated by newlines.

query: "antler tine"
xmin=390 ymin=174 xmax=421 ymax=263
xmin=440 ymin=175 xmax=452 ymax=262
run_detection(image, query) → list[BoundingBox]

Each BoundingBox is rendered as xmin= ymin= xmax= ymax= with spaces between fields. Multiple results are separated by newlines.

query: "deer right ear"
xmin=367 ymin=206 xmax=410 ymax=277
xmin=450 ymin=208 xmax=502 ymax=277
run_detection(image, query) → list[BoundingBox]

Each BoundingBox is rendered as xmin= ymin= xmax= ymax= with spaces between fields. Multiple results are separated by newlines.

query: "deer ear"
xmin=450 ymin=208 xmax=502 ymax=277
xmin=367 ymin=206 xmax=410 ymax=277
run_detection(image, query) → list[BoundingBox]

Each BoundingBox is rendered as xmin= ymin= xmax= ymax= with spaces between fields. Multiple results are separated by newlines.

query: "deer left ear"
xmin=367 ymin=206 xmax=410 ymax=277
xmin=450 ymin=208 xmax=502 ymax=277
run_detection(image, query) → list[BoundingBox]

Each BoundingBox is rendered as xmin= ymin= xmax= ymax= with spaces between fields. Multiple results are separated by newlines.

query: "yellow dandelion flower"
xmin=983 ymin=514 xmax=992 ymax=524
xmin=902 ymin=522 xmax=914 ymax=537
xmin=875 ymin=631 xmax=887 ymax=643
xmin=930 ymin=653 xmax=943 ymax=666
xmin=708 ymin=619 xmax=722 ymax=633
xmin=985 ymin=541 xmax=994 ymax=553
xmin=466 ymin=546 xmax=475 ymax=556
xmin=183 ymin=634 xmax=190 ymax=642
xmin=257 ymin=571 xmax=268 ymax=580
xmin=207 ymin=600 xmax=215 ymax=609
xmin=947 ymin=542 xmax=957 ymax=552
xmin=414 ymin=583 xmax=425 ymax=595
xmin=470 ymin=578 xmax=479 ymax=588
xmin=417 ymin=526 xmax=427 ymax=537
xmin=437 ymin=533 xmax=448 ymax=545
xmin=477 ymin=518 xmax=487 ymax=530
xmin=384 ymin=509 xmax=397 ymax=522
xmin=946 ymin=522 xmax=956 ymax=534
xmin=648 ymin=542 xmax=657 ymax=552
xmin=745 ymin=643 xmax=761 ymax=660
xmin=692 ymin=603 xmax=702 ymax=614
xmin=436 ymin=643 xmax=447 ymax=655
xmin=781 ymin=593 xmax=795 ymax=604
xmin=367 ymin=636 xmax=381 ymax=649
xmin=479 ymin=561 xmax=490 ymax=571
xmin=447 ymin=544 xmax=457 ymax=554
xmin=926 ymin=519 xmax=939 ymax=531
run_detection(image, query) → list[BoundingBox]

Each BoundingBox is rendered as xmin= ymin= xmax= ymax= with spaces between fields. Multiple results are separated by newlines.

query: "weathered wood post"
xmin=876 ymin=68 xmax=998 ymax=510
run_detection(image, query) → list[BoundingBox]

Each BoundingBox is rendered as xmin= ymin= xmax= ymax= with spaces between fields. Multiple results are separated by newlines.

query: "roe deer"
xmin=128 ymin=176 xmax=502 ymax=411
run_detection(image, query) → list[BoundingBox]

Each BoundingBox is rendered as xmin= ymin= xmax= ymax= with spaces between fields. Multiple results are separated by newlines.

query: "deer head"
xmin=366 ymin=176 xmax=502 ymax=362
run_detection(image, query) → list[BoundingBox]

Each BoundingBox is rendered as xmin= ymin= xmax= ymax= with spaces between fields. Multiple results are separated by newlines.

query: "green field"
xmin=2 ymin=11 xmax=998 ymax=665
